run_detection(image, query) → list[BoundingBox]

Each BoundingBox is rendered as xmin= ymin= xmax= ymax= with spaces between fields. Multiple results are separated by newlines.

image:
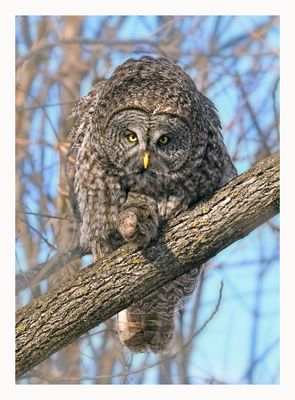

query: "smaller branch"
xmin=16 ymin=38 xmax=159 ymax=68
xmin=241 ymin=337 xmax=280 ymax=383
xmin=174 ymin=281 xmax=224 ymax=357
xmin=16 ymin=209 xmax=81 ymax=223
xmin=15 ymin=246 xmax=86 ymax=294
xmin=17 ymin=216 xmax=58 ymax=252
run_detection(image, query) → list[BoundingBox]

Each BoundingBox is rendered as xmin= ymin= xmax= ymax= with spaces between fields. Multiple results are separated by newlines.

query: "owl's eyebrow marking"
xmin=126 ymin=125 xmax=147 ymax=137
xmin=151 ymin=112 xmax=191 ymax=129
xmin=126 ymin=125 xmax=140 ymax=135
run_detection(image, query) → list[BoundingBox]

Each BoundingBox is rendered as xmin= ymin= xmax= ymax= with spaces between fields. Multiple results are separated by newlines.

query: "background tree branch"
xmin=16 ymin=152 xmax=279 ymax=379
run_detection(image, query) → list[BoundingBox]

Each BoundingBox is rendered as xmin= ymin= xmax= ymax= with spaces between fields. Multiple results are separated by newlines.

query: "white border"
xmin=6 ymin=0 xmax=285 ymax=15
xmin=2 ymin=1 xmax=294 ymax=398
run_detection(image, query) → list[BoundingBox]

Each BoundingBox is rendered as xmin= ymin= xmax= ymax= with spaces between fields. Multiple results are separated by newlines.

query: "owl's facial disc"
xmin=104 ymin=109 xmax=192 ymax=176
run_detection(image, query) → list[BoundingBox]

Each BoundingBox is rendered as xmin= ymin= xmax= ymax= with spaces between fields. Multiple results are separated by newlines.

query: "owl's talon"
xmin=118 ymin=204 xmax=158 ymax=248
xmin=118 ymin=210 xmax=138 ymax=241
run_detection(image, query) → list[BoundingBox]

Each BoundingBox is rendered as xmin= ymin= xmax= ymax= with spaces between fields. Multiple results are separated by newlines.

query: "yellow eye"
xmin=127 ymin=133 xmax=138 ymax=142
xmin=159 ymin=135 xmax=169 ymax=145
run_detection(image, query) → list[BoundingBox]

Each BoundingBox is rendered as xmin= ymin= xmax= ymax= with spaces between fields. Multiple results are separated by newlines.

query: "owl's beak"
xmin=143 ymin=151 xmax=150 ymax=169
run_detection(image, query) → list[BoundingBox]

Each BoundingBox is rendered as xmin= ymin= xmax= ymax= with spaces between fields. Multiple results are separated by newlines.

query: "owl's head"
xmin=87 ymin=56 xmax=221 ymax=183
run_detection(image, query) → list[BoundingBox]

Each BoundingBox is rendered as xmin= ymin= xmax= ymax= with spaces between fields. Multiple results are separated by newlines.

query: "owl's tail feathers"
xmin=117 ymin=309 xmax=174 ymax=353
xmin=117 ymin=268 xmax=201 ymax=353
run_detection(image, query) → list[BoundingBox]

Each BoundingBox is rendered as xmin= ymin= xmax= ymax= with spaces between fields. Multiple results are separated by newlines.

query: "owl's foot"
xmin=118 ymin=207 xmax=157 ymax=248
xmin=118 ymin=199 xmax=159 ymax=248
xmin=118 ymin=209 xmax=139 ymax=241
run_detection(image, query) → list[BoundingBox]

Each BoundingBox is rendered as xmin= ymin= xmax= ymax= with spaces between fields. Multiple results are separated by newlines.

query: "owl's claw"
xmin=118 ymin=210 xmax=139 ymax=241
xmin=118 ymin=205 xmax=158 ymax=248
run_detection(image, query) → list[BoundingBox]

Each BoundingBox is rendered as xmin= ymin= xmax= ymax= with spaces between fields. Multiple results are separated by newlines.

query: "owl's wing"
xmin=69 ymin=80 xmax=106 ymax=150
xmin=218 ymin=147 xmax=238 ymax=187
xmin=64 ymin=81 xmax=107 ymax=216
xmin=202 ymin=93 xmax=238 ymax=187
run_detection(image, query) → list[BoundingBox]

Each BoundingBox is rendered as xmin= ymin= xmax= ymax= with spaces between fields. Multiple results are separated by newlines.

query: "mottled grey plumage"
xmin=70 ymin=56 xmax=237 ymax=352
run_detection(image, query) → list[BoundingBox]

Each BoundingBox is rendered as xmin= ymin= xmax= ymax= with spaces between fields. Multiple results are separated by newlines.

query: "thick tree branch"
xmin=15 ymin=153 xmax=279 ymax=378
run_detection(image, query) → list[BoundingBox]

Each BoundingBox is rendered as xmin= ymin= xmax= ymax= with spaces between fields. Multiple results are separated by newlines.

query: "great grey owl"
xmin=70 ymin=56 xmax=237 ymax=353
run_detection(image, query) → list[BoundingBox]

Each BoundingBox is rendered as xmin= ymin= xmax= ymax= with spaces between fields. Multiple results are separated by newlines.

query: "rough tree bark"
xmin=15 ymin=152 xmax=279 ymax=378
